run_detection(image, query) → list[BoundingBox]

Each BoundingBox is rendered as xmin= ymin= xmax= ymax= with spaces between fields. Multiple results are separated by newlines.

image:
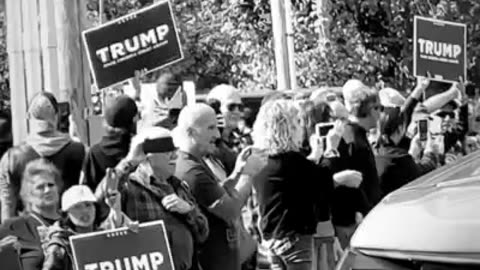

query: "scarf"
xmin=26 ymin=120 xmax=72 ymax=157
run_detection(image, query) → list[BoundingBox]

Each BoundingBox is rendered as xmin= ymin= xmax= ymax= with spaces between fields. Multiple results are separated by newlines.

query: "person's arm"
xmin=94 ymin=158 xmax=139 ymax=202
xmin=0 ymin=151 xmax=15 ymax=223
xmin=186 ymin=168 xmax=251 ymax=225
xmin=98 ymin=208 xmax=132 ymax=230
xmin=423 ymin=86 xmax=458 ymax=113
xmin=402 ymin=77 xmax=429 ymax=125
xmin=415 ymin=151 xmax=438 ymax=176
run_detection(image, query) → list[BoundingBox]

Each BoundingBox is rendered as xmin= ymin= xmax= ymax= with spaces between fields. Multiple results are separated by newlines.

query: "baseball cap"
xmin=104 ymin=95 xmax=138 ymax=129
xmin=207 ymin=84 xmax=241 ymax=106
xmin=61 ymin=185 xmax=97 ymax=212
xmin=379 ymin=87 xmax=406 ymax=108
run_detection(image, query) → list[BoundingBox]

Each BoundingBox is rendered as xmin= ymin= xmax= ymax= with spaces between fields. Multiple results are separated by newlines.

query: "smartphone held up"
xmin=315 ymin=122 xmax=335 ymax=137
xmin=418 ymin=119 xmax=429 ymax=142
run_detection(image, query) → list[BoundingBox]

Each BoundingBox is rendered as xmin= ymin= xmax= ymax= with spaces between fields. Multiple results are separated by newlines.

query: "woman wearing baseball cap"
xmin=42 ymin=184 xmax=131 ymax=270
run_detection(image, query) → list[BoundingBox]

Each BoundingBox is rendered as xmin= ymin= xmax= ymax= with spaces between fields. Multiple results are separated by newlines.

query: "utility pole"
xmin=6 ymin=0 xmax=91 ymax=144
xmin=317 ymin=0 xmax=332 ymax=53
xmin=270 ymin=0 xmax=296 ymax=91
xmin=284 ymin=0 xmax=297 ymax=90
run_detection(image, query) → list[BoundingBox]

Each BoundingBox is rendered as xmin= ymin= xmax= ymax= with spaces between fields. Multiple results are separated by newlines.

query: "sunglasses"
xmin=436 ymin=111 xmax=455 ymax=119
xmin=325 ymin=93 xmax=337 ymax=102
xmin=372 ymin=104 xmax=384 ymax=112
xmin=227 ymin=103 xmax=244 ymax=112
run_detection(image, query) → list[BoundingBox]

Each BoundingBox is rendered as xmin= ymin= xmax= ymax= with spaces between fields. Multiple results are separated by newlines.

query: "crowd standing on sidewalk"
xmin=0 ymin=68 xmax=477 ymax=270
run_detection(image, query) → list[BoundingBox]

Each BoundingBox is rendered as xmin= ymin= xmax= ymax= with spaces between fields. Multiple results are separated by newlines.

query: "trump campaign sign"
xmin=70 ymin=220 xmax=175 ymax=270
xmin=82 ymin=0 xmax=183 ymax=89
xmin=414 ymin=16 xmax=467 ymax=82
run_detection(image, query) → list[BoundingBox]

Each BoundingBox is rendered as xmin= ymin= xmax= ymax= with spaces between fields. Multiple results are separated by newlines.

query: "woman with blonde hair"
xmin=251 ymin=99 xmax=334 ymax=270
xmin=0 ymin=158 xmax=63 ymax=270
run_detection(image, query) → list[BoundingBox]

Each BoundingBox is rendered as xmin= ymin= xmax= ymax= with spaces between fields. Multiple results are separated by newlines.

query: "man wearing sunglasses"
xmin=206 ymin=85 xmax=253 ymax=171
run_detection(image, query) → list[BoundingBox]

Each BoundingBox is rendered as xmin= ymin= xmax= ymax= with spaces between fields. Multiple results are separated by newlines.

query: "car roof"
xmin=351 ymin=150 xmax=480 ymax=254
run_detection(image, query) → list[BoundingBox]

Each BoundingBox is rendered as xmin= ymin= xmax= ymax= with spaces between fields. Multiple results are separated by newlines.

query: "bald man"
xmin=174 ymin=104 xmax=263 ymax=270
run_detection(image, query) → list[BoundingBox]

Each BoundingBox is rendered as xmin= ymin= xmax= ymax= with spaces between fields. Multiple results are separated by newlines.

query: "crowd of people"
xmin=0 ymin=71 xmax=477 ymax=270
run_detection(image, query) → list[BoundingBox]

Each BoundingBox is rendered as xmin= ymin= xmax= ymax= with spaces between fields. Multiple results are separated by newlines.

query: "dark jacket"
xmin=0 ymin=213 xmax=57 ymax=270
xmin=0 ymin=141 xmax=84 ymax=222
xmin=99 ymin=158 xmax=208 ymax=270
xmin=253 ymin=151 xmax=334 ymax=240
xmin=331 ymin=122 xmax=382 ymax=227
xmin=81 ymin=132 xmax=131 ymax=190
xmin=375 ymin=144 xmax=437 ymax=195
xmin=175 ymin=150 xmax=244 ymax=270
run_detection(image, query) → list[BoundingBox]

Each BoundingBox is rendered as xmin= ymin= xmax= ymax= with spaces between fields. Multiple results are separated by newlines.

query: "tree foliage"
xmin=84 ymin=0 xmax=480 ymax=93
xmin=2 ymin=0 xmax=480 ymax=113
xmin=292 ymin=0 xmax=480 ymax=90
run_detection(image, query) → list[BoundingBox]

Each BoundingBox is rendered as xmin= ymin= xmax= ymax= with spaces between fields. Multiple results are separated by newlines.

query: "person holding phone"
xmin=375 ymin=107 xmax=439 ymax=195
xmin=94 ymin=125 xmax=209 ymax=270
xmin=249 ymin=99 xmax=344 ymax=270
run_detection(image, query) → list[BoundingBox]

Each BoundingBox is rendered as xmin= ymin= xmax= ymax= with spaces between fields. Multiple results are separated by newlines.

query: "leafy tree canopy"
xmin=2 ymin=0 xmax=480 ymax=114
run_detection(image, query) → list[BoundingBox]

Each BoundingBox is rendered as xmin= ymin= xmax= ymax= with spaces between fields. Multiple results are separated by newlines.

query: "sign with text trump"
xmin=414 ymin=16 xmax=466 ymax=82
xmin=70 ymin=220 xmax=175 ymax=270
xmin=82 ymin=0 xmax=183 ymax=89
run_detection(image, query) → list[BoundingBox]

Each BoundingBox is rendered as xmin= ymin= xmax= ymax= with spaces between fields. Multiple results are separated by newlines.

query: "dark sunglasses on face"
xmin=227 ymin=103 xmax=244 ymax=112
xmin=436 ymin=111 xmax=455 ymax=119
xmin=373 ymin=104 xmax=384 ymax=112
xmin=325 ymin=93 xmax=337 ymax=102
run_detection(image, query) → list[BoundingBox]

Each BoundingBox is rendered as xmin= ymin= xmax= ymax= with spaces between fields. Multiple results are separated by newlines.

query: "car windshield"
xmin=402 ymin=151 xmax=480 ymax=189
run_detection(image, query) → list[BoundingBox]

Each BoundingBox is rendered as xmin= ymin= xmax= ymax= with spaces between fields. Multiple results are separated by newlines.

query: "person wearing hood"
xmin=375 ymin=107 xmax=439 ymax=195
xmin=81 ymin=95 xmax=138 ymax=191
xmin=0 ymin=92 xmax=85 ymax=223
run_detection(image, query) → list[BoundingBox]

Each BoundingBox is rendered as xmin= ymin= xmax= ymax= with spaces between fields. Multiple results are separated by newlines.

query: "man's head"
xmin=104 ymin=95 xmax=139 ymax=134
xmin=207 ymin=84 xmax=243 ymax=129
xmin=175 ymin=103 xmax=220 ymax=157
xmin=436 ymin=100 xmax=459 ymax=133
xmin=156 ymin=73 xmax=181 ymax=100
xmin=137 ymin=126 xmax=178 ymax=179
xmin=344 ymin=83 xmax=382 ymax=130
xmin=28 ymin=92 xmax=59 ymax=133
xmin=342 ymin=79 xmax=367 ymax=101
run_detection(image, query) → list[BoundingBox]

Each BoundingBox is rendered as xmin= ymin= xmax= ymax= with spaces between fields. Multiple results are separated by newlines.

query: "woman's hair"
xmin=345 ymin=87 xmax=379 ymax=118
xmin=252 ymin=99 xmax=302 ymax=155
xmin=296 ymin=100 xmax=331 ymax=140
xmin=377 ymin=107 xmax=405 ymax=147
xmin=20 ymin=158 xmax=62 ymax=209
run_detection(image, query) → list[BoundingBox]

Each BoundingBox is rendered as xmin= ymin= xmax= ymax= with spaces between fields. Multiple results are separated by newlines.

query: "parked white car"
xmin=336 ymin=150 xmax=480 ymax=270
